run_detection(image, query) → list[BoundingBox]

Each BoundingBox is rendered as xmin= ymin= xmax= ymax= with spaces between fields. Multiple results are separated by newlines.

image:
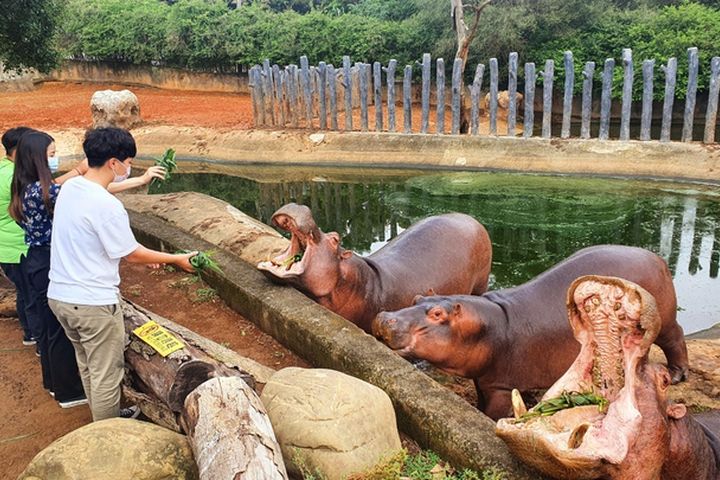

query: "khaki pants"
xmin=49 ymin=299 xmax=124 ymax=421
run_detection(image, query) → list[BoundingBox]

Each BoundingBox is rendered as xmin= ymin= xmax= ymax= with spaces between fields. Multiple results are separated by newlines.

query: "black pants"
xmin=1 ymin=256 xmax=36 ymax=341
xmin=25 ymin=246 xmax=85 ymax=402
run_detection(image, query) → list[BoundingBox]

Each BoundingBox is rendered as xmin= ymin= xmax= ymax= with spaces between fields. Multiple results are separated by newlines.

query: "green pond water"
xmin=152 ymin=168 xmax=720 ymax=335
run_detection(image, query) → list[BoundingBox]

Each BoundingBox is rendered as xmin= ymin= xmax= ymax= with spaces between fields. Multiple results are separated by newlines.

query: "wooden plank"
xmin=327 ymin=64 xmax=338 ymax=130
xmin=422 ymin=53 xmax=431 ymax=133
xmin=640 ymin=59 xmax=655 ymax=141
xmin=404 ymin=65 xmax=412 ymax=133
xmin=599 ymin=58 xmax=615 ymax=140
xmin=542 ymin=59 xmax=554 ymax=139
xmin=287 ymin=65 xmax=298 ymax=128
xmin=250 ymin=66 xmax=263 ymax=127
xmin=704 ymin=56 xmax=720 ymax=144
xmin=660 ymin=57 xmax=677 ymax=142
xmin=386 ymin=59 xmax=397 ymax=132
xmin=523 ymin=62 xmax=535 ymax=138
xmin=561 ymin=51 xmax=574 ymax=138
xmin=343 ymin=56 xmax=353 ymax=131
xmin=272 ymin=64 xmax=284 ymax=126
xmin=300 ymin=56 xmax=313 ymax=128
xmin=508 ymin=52 xmax=518 ymax=136
xmin=374 ymin=61 xmax=383 ymax=131
xmin=620 ymin=49 xmax=633 ymax=141
xmin=580 ymin=61 xmax=595 ymax=139
xmin=318 ymin=61 xmax=327 ymax=130
xmin=451 ymin=57 xmax=463 ymax=134
xmin=489 ymin=57 xmax=499 ymax=135
xmin=682 ymin=47 xmax=699 ymax=142
xmin=436 ymin=58 xmax=446 ymax=134
xmin=359 ymin=62 xmax=369 ymax=132
xmin=470 ymin=63 xmax=485 ymax=136
xmin=263 ymin=59 xmax=275 ymax=126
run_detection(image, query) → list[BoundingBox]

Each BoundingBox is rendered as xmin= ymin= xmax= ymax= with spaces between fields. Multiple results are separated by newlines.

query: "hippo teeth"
xmin=512 ymin=389 xmax=527 ymax=419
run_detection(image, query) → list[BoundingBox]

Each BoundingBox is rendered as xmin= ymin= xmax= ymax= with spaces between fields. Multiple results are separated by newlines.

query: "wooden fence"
xmin=249 ymin=47 xmax=720 ymax=143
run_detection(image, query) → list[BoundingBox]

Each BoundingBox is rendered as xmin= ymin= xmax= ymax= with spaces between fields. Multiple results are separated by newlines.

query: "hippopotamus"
xmin=496 ymin=276 xmax=719 ymax=480
xmin=257 ymin=203 xmax=492 ymax=332
xmin=372 ymin=245 xmax=689 ymax=420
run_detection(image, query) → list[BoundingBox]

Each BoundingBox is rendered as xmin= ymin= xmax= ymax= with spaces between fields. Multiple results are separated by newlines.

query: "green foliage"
xmin=0 ymin=0 xmax=63 ymax=72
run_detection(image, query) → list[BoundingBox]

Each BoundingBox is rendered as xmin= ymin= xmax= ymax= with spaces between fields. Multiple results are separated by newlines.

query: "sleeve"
xmin=95 ymin=209 xmax=140 ymax=259
xmin=49 ymin=183 xmax=61 ymax=206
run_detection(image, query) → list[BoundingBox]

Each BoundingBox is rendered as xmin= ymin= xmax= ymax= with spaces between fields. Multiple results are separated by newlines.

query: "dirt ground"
xmin=0 ymin=263 xmax=308 ymax=480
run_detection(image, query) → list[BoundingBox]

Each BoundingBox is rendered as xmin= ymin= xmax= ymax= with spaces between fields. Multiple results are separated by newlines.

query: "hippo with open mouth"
xmin=495 ymin=276 xmax=720 ymax=480
xmin=257 ymin=203 xmax=492 ymax=332
xmin=372 ymin=245 xmax=689 ymax=420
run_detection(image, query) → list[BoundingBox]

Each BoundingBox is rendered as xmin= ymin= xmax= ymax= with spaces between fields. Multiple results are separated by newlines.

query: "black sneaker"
xmin=22 ymin=336 xmax=37 ymax=346
xmin=119 ymin=405 xmax=141 ymax=419
xmin=58 ymin=395 xmax=88 ymax=409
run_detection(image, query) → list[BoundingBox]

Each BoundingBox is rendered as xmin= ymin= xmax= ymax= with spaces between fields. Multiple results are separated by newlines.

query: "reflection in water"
xmin=153 ymin=171 xmax=720 ymax=334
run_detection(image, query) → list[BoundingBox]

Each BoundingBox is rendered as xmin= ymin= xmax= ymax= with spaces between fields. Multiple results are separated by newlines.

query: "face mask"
xmin=48 ymin=155 xmax=60 ymax=173
xmin=112 ymin=161 xmax=131 ymax=183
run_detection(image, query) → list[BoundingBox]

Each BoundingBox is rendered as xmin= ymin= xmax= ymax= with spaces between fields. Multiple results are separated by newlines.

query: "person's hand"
xmin=174 ymin=251 xmax=197 ymax=273
xmin=141 ymin=166 xmax=167 ymax=185
xmin=76 ymin=158 xmax=90 ymax=174
xmin=146 ymin=263 xmax=163 ymax=270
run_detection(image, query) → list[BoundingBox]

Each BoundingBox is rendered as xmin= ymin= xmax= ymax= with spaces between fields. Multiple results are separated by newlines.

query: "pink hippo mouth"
xmin=495 ymin=275 xmax=662 ymax=480
xmin=257 ymin=204 xmax=318 ymax=280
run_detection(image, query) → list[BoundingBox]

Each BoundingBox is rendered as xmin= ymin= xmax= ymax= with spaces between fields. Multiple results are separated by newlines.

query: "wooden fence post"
xmin=542 ymin=59 xmax=554 ymax=139
xmin=640 ymin=59 xmax=654 ymax=141
xmin=451 ymin=57 xmax=463 ymax=134
xmin=272 ymin=64 xmax=284 ymax=126
xmin=470 ymin=64 xmax=485 ymax=136
xmin=386 ymin=59 xmax=397 ymax=132
xmin=422 ymin=53 xmax=431 ymax=133
xmin=287 ymin=65 xmax=298 ymax=128
xmin=682 ymin=47 xmax=699 ymax=142
xmin=327 ymin=64 xmax=338 ymax=130
xmin=620 ymin=49 xmax=633 ymax=141
xmin=250 ymin=66 xmax=264 ymax=127
xmin=599 ymin=58 xmax=615 ymax=140
xmin=359 ymin=62 xmax=369 ymax=132
xmin=580 ymin=61 xmax=595 ymax=139
xmin=263 ymin=59 xmax=275 ymax=126
xmin=561 ymin=51 xmax=574 ymax=139
xmin=404 ymin=65 xmax=413 ymax=134
xmin=300 ymin=56 xmax=313 ymax=128
xmin=343 ymin=56 xmax=353 ymax=131
xmin=373 ymin=61 xmax=383 ymax=131
xmin=704 ymin=56 xmax=720 ymax=144
xmin=524 ymin=62 xmax=535 ymax=139
xmin=318 ymin=62 xmax=327 ymax=130
xmin=436 ymin=58 xmax=446 ymax=134
xmin=508 ymin=52 xmax=518 ymax=136
xmin=660 ymin=57 xmax=677 ymax=142
xmin=489 ymin=57 xmax=499 ymax=135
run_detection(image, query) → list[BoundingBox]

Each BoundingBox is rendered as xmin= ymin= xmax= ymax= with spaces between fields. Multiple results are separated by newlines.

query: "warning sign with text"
xmin=133 ymin=320 xmax=185 ymax=357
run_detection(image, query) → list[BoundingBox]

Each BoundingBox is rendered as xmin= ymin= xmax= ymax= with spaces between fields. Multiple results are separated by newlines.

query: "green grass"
xmin=193 ymin=287 xmax=218 ymax=304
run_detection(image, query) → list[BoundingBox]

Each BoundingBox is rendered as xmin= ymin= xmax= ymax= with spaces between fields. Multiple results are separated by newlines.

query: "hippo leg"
xmin=483 ymin=389 xmax=513 ymax=421
xmin=656 ymin=322 xmax=690 ymax=384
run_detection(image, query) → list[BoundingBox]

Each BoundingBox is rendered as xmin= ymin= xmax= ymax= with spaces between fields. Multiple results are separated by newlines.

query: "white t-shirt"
xmin=48 ymin=176 xmax=139 ymax=305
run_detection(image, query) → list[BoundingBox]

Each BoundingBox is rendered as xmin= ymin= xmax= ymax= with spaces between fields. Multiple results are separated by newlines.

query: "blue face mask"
xmin=48 ymin=155 xmax=60 ymax=173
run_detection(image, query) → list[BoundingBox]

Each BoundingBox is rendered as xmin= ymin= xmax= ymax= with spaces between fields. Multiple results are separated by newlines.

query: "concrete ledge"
xmin=127 ymin=210 xmax=545 ymax=479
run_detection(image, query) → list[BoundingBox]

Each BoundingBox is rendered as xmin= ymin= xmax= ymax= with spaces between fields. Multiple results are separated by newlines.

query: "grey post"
xmin=403 ymin=65 xmax=413 ymax=133
xmin=374 ymin=61 xmax=383 ymax=131
xmin=451 ymin=57 xmax=463 ymax=134
xmin=580 ymin=61 xmax=595 ymax=139
xmin=318 ymin=61 xmax=327 ymax=130
xmin=470 ymin=63 xmax=485 ymax=135
xmin=682 ymin=47 xmax=699 ymax=142
xmin=263 ymin=59 xmax=275 ymax=126
xmin=620 ymin=49 xmax=633 ymax=141
xmin=704 ymin=57 xmax=720 ymax=144
xmin=599 ymin=58 xmax=615 ymax=140
xmin=327 ymin=64 xmax=338 ymax=130
xmin=386 ymin=59 xmax=397 ymax=132
xmin=489 ymin=57 xmax=499 ymax=135
xmin=250 ymin=66 xmax=262 ymax=127
xmin=524 ymin=62 xmax=536 ymax=138
xmin=343 ymin=56 xmax=353 ymax=131
xmin=272 ymin=64 xmax=284 ymax=126
xmin=561 ymin=51 xmax=574 ymax=138
xmin=288 ymin=65 xmax=298 ymax=128
xmin=660 ymin=57 xmax=677 ymax=142
xmin=359 ymin=63 xmax=369 ymax=132
xmin=421 ymin=53 xmax=431 ymax=133
xmin=508 ymin=52 xmax=518 ymax=136
xmin=436 ymin=58 xmax=446 ymax=134
xmin=640 ymin=59 xmax=655 ymax=141
xmin=542 ymin=59 xmax=554 ymax=139
xmin=300 ymin=55 xmax=313 ymax=128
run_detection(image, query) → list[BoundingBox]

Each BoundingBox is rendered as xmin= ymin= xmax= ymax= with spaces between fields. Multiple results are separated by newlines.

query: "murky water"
xmin=152 ymin=169 xmax=720 ymax=334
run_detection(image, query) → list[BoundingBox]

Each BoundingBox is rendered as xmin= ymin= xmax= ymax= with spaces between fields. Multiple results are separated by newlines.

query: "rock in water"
xmin=19 ymin=418 xmax=198 ymax=480
xmin=260 ymin=367 xmax=402 ymax=480
xmin=91 ymin=89 xmax=141 ymax=129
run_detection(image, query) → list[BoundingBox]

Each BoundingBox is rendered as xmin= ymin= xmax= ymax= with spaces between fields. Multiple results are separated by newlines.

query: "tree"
xmin=0 ymin=0 xmax=63 ymax=73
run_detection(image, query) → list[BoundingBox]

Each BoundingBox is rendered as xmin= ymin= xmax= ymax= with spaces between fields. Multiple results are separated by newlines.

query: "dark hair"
xmin=9 ymin=131 xmax=55 ymax=223
xmin=2 ymin=126 xmax=35 ymax=156
xmin=83 ymin=128 xmax=137 ymax=168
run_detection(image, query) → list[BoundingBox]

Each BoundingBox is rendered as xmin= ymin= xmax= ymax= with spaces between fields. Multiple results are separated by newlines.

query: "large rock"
xmin=260 ymin=367 xmax=402 ymax=480
xmin=91 ymin=89 xmax=142 ymax=129
xmin=19 ymin=418 xmax=198 ymax=480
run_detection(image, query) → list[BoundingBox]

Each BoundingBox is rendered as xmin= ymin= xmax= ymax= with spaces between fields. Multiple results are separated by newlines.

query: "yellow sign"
xmin=133 ymin=320 xmax=185 ymax=357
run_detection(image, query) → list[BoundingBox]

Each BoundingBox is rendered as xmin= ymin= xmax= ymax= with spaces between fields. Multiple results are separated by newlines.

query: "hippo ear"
xmin=666 ymin=403 xmax=687 ymax=420
xmin=340 ymin=249 xmax=352 ymax=260
xmin=412 ymin=294 xmax=424 ymax=305
xmin=425 ymin=288 xmax=436 ymax=296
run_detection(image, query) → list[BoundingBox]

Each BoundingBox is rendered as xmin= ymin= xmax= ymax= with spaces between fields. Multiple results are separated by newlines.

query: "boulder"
xmin=91 ymin=89 xmax=142 ymax=129
xmin=260 ymin=367 xmax=402 ymax=480
xmin=19 ymin=418 xmax=198 ymax=480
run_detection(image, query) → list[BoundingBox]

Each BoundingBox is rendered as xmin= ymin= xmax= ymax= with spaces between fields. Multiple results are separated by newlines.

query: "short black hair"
xmin=2 ymin=126 xmax=34 ymax=156
xmin=83 ymin=127 xmax=137 ymax=168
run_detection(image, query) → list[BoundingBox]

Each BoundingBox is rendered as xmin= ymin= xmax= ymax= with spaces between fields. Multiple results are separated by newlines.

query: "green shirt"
xmin=0 ymin=157 xmax=28 ymax=263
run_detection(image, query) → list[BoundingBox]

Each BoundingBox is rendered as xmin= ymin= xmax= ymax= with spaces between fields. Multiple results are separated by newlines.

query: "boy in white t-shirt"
xmin=48 ymin=127 xmax=195 ymax=421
